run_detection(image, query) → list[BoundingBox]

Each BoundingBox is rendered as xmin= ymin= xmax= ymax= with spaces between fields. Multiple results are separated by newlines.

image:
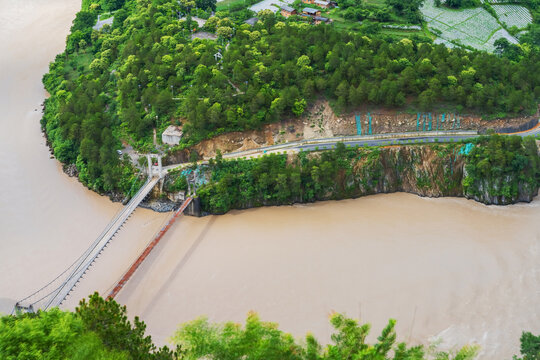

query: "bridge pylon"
xmin=146 ymin=155 xmax=152 ymax=177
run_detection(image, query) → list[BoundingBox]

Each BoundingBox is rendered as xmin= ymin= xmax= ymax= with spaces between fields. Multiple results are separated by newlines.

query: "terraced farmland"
xmin=492 ymin=4 xmax=532 ymax=29
xmin=421 ymin=0 xmax=518 ymax=52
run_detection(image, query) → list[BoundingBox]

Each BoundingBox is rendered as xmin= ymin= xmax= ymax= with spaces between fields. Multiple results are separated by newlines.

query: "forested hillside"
xmin=42 ymin=0 xmax=540 ymax=193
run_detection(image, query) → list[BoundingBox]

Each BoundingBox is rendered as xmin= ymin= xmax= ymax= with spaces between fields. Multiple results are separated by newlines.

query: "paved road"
xmin=298 ymin=134 xmax=476 ymax=152
xmin=162 ymin=123 xmax=539 ymax=173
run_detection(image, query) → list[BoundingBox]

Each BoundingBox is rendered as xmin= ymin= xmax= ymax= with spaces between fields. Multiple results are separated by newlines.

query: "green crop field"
xmin=420 ymin=0 xmax=523 ymax=52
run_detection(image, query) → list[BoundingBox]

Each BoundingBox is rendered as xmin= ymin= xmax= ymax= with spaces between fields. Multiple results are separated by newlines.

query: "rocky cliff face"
xmin=350 ymin=145 xmax=465 ymax=199
xmin=152 ymin=144 xmax=538 ymax=215
xmin=463 ymin=171 xmax=538 ymax=205
xmin=337 ymin=145 xmax=536 ymax=205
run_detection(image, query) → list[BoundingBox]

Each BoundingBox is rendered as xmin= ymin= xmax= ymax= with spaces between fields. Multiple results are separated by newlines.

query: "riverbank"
xmin=150 ymin=136 xmax=539 ymax=216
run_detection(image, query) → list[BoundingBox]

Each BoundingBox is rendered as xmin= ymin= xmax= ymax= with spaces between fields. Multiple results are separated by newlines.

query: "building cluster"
xmin=280 ymin=0 xmax=335 ymax=24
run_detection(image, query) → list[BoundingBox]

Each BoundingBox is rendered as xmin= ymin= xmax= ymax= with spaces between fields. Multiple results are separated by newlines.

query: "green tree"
xmin=172 ymin=312 xmax=303 ymax=360
xmin=0 ymin=309 xmax=83 ymax=359
xmin=292 ymin=98 xmax=307 ymax=116
xmin=172 ymin=312 xmax=478 ymax=360
xmin=76 ymin=292 xmax=176 ymax=359
xmin=196 ymin=0 xmax=217 ymax=11
xmin=514 ymin=332 xmax=540 ymax=360
xmin=0 ymin=308 xmax=128 ymax=360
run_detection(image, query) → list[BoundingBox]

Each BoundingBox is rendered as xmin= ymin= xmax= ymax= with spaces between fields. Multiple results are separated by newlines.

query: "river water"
xmin=0 ymin=0 xmax=169 ymax=311
xmin=1 ymin=1 xmax=539 ymax=359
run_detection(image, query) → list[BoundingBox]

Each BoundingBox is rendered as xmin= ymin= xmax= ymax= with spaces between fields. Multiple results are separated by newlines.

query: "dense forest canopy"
xmin=41 ymin=0 xmax=540 ymax=193
xmin=1 ymin=293 xmax=539 ymax=359
xmin=385 ymin=0 xmax=425 ymax=22
xmin=331 ymin=0 xmax=424 ymax=24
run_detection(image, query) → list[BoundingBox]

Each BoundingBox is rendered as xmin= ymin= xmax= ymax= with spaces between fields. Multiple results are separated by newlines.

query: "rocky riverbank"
xmin=152 ymin=137 xmax=539 ymax=215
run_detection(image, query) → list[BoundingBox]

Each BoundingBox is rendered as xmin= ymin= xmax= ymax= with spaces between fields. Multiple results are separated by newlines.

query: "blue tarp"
xmin=459 ymin=143 xmax=474 ymax=155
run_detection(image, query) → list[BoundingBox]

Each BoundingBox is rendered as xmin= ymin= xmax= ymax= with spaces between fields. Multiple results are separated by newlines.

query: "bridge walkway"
xmin=15 ymin=176 xmax=160 ymax=311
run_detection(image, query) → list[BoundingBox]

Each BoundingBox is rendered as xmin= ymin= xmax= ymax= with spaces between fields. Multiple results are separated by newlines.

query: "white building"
xmin=162 ymin=125 xmax=183 ymax=145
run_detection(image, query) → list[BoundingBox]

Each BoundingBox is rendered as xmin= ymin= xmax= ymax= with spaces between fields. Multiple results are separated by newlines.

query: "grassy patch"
xmin=364 ymin=0 xmax=387 ymax=8
xmin=216 ymin=0 xmax=249 ymax=11
xmin=64 ymin=52 xmax=93 ymax=80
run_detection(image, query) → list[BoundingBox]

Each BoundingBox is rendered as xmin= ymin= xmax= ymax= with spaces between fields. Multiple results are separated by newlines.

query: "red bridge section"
xmin=107 ymin=197 xmax=193 ymax=300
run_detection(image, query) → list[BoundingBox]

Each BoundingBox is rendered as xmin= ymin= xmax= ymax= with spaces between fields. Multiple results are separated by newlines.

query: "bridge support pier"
xmin=158 ymin=156 xmax=162 ymax=178
xmin=184 ymin=196 xmax=201 ymax=217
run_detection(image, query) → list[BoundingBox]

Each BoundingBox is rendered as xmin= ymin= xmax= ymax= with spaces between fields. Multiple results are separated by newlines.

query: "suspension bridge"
xmin=13 ymin=155 xmax=191 ymax=313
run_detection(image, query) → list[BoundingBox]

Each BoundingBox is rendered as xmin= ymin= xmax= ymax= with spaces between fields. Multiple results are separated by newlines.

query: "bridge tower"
xmin=146 ymin=155 xmax=152 ymax=177
xmin=157 ymin=155 xmax=162 ymax=178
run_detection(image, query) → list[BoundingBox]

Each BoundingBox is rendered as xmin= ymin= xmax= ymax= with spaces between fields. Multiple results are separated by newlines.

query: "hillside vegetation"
xmin=174 ymin=136 xmax=539 ymax=213
xmin=42 ymin=0 xmax=540 ymax=194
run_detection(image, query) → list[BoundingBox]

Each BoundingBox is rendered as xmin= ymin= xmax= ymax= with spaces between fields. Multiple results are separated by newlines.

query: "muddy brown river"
xmin=0 ymin=1 xmax=539 ymax=359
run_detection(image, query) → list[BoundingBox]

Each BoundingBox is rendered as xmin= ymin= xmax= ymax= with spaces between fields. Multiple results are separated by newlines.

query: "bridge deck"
xmin=43 ymin=177 xmax=160 ymax=309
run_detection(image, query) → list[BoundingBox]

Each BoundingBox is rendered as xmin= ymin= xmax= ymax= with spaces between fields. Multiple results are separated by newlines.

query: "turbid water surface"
xmin=0 ymin=1 xmax=539 ymax=359
xmin=116 ymin=194 xmax=540 ymax=358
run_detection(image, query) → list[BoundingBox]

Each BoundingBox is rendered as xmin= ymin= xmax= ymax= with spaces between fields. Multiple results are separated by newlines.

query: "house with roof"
xmin=313 ymin=15 xmax=331 ymax=24
xmin=314 ymin=0 xmax=331 ymax=8
xmin=301 ymin=0 xmax=332 ymax=7
xmin=302 ymin=7 xmax=321 ymax=16
xmin=280 ymin=5 xmax=297 ymax=17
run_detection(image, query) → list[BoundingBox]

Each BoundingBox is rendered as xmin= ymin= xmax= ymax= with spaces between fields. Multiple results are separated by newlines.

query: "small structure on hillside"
xmin=191 ymin=31 xmax=218 ymax=40
xmin=301 ymin=0 xmax=333 ymax=7
xmin=302 ymin=7 xmax=321 ymax=16
xmin=245 ymin=17 xmax=259 ymax=26
xmin=314 ymin=15 xmax=331 ymax=24
xmin=179 ymin=16 xmax=207 ymax=27
xmin=162 ymin=125 xmax=183 ymax=145
xmin=93 ymin=15 xmax=114 ymax=31
xmin=314 ymin=0 xmax=331 ymax=7
xmin=280 ymin=5 xmax=297 ymax=17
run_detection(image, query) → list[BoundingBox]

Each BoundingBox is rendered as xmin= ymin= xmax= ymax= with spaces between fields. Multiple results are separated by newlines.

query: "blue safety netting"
xmin=459 ymin=143 xmax=474 ymax=155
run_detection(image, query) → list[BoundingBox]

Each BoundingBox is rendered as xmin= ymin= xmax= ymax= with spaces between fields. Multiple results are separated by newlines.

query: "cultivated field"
xmin=492 ymin=4 xmax=532 ymax=29
xmin=421 ymin=0 xmax=518 ymax=52
xmin=249 ymin=0 xmax=294 ymax=13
